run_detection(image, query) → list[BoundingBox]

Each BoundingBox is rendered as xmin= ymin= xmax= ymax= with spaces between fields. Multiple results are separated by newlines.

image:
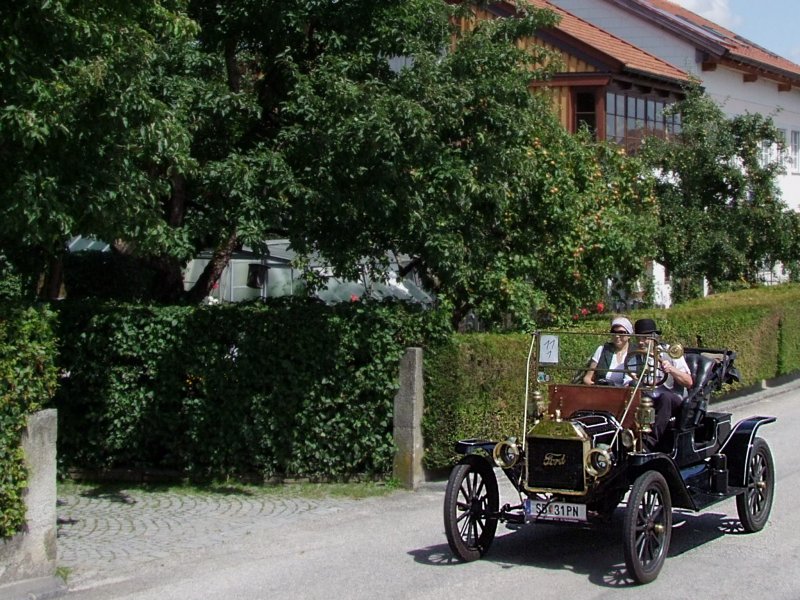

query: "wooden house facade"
xmin=462 ymin=0 xmax=692 ymax=153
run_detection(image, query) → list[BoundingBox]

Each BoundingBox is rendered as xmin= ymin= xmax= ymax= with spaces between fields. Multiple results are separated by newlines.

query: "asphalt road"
xmin=57 ymin=381 xmax=800 ymax=600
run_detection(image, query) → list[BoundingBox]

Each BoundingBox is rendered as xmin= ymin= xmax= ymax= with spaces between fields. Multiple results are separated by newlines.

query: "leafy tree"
xmin=640 ymin=84 xmax=798 ymax=296
xmin=2 ymin=0 xmax=656 ymax=327
xmin=1 ymin=1 xmax=207 ymax=299
xmin=274 ymin=3 xmax=657 ymax=327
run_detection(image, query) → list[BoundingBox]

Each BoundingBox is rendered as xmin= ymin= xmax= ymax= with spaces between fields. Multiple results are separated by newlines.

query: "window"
xmin=791 ymin=130 xmax=800 ymax=174
xmin=575 ymin=92 xmax=597 ymax=138
xmin=604 ymin=91 xmax=679 ymax=153
xmin=759 ymin=141 xmax=771 ymax=166
xmin=760 ymin=130 xmax=785 ymax=167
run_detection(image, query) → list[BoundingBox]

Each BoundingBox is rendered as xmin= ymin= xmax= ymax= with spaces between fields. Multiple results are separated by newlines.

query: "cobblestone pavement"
xmin=56 ymin=485 xmax=360 ymax=592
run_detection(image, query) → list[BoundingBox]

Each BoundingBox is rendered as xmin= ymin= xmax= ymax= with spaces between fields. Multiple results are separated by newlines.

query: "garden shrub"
xmin=49 ymin=284 xmax=800 ymax=480
xmin=423 ymin=334 xmax=531 ymax=470
xmin=54 ymin=298 xmax=449 ymax=480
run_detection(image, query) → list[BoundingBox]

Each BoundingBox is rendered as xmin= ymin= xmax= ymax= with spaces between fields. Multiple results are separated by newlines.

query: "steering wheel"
xmin=624 ymin=349 xmax=668 ymax=388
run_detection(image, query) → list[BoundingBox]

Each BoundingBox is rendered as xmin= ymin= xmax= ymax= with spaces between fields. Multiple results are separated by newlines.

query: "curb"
xmin=713 ymin=371 xmax=800 ymax=412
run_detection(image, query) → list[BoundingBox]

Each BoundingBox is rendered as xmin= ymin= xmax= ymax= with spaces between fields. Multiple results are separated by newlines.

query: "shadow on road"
xmin=408 ymin=506 xmax=741 ymax=588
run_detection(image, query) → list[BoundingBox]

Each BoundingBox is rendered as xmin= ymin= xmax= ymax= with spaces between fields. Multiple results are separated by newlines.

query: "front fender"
xmin=719 ymin=416 xmax=776 ymax=487
xmin=453 ymin=439 xmax=525 ymax=492
xmin=454 ymin=438 xmax=499 ymax=456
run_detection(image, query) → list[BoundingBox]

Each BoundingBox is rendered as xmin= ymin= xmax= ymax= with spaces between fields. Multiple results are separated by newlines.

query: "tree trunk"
xmin=184 ymin=229 xmax=239 ymax=304
xmin=108 ymin=174 xmax=189 ymax=303
xmin=451 ymin=302 xmax=472 ymax=331
xmin=40 ymin=253 xmax=65 ymax=300
xmin=150 ymin=256 xmax=186 ymax=303
xmin=146 ymin=173 xmax=189 ymax=302
xmin=225 ymin=37 xmax=241 ymax=93
xmin=166 ymin=173 xmax=187 ymax=228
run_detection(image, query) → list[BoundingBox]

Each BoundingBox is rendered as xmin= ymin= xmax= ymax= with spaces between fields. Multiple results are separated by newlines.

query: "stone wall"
xmin=0 ymin=409 xmax=58 ymax=586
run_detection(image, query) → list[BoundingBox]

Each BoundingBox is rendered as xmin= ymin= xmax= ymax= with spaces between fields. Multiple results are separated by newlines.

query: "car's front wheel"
xmin=623 ymin=470 xmax=672 ymax=584
xmin=736 ymin=437 xmax=775 ymax=532
xmin=443 ymin=456 xmax=499 ymax=562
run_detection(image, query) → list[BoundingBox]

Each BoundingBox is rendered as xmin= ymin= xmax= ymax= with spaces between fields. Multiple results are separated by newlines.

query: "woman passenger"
xmin=582 ymin=317 xmax=633 ymax=386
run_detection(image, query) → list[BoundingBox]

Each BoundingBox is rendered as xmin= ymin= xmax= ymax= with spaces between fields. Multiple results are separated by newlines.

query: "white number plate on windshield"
xmin=524 ymin=498 xmax=587 ymax=522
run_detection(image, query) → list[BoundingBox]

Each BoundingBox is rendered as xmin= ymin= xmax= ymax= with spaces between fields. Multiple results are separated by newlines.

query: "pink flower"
xmin=596 ymin=302 xmax=605 ymax=313
xmin=350 ymin=294 xmax=360 ymax=302
xmin=580 ymin=307 xmax=589 ymax=316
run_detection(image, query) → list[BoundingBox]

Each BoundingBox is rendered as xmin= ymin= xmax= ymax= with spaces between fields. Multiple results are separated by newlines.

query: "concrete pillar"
xmin=393 ymin=348 xmax=424 ymax=490
xmin=0 ymin=409 xmax=63 ymax=596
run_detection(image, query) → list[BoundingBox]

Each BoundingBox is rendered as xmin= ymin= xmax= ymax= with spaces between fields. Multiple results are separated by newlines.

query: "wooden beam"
xmin=701 ymin=61 xmax=717 ymax=71
xmin=596 ymin=91 xmax=606 ymax=141
xmin=542 ymin=75 xmax=612 ymax=87
xmin=778 ymin=82 xmax=792 ymax=92
xmin=743 ymin=73 xmax=758 ymax=83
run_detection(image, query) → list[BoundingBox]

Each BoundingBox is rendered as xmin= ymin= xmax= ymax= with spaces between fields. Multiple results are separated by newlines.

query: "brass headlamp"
xmin=493 ymin=437 xmax=521 ymax=469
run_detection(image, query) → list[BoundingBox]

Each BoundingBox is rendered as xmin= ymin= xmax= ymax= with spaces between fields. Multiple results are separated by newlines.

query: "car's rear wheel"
xmin=736 ymin=437 xmax=775 ymax=532
xmin=443 ymin=456 xmax=499 ymax=562
xmin=623 ymin=470 xmax=672 ymax=584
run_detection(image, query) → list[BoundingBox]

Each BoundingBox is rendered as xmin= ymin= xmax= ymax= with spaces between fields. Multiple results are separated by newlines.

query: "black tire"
xmin=443 ymin=456 xmax=499 ymax=562
xmin=623 ymin=470 xmax=672 ymax=584
xmin=736 ymin=438 xmax=775 ymax=533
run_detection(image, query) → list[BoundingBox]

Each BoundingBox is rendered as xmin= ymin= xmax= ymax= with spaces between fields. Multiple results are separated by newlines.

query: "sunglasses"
xmin=611 ymin=330 xmax=629 ymax=335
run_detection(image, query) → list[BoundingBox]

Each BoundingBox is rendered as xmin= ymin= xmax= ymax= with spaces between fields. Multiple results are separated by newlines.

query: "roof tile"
xmin=523 ymin=0 xmax=690 ymax=82
xmin=644 ymin=0 xmax=800 ymax=79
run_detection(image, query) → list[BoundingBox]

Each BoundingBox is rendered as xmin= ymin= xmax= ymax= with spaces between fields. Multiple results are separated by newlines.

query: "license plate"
xmin=525 ymin=498 xmax=587 ymax=522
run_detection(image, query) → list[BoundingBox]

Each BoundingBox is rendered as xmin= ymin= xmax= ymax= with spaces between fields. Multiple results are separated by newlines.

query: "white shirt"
xmin=661 ymin=354 xmax=690 ymax=393
xmin=624 ymin=345 xmax=691 ymax=396
xmin=590 ymin=344 xmax=627 ymax=385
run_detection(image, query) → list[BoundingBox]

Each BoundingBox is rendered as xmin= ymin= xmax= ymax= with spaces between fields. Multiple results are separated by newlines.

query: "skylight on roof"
xmin=651 ymin=7 xmax=728 ymax=44
xmin=733 ymin=35 xmax=780 ymax=58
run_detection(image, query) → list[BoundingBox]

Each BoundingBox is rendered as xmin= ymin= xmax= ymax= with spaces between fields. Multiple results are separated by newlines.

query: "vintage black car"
xmin=443 ymin=330 xmax=775 ymax=584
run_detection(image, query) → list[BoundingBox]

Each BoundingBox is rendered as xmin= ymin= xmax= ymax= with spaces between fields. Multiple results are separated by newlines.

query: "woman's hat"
xmin=610 ymin=317 xmax=633 ymax=334
xmin=634 ymin=318 xmax=661 ymax=335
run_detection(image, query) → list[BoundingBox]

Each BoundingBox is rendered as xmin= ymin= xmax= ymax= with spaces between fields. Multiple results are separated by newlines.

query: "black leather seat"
xmin=677 ymin=352 xmax=718 ymax=428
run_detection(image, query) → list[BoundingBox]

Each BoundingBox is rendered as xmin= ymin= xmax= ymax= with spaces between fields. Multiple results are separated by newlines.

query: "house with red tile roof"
xmin=548 ymin=0 xmax=800 ymax=215
xmin=468 ymin=0 xmax=799 ymax=302
xmin=467 ymin=0 xmax=693 ymax=153
xmin=464 ymin=1 xmax=694 ymax=305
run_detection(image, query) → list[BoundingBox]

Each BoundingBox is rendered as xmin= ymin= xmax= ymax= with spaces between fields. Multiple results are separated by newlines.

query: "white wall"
xmin=549 ymin=0 xmax=800 ymax=211
xmin=551 ymin=0 xmax=697 ymax=70
xmin=702 ymin=68 xmax=800 ymax=211
xmin=647 ymin=260 xmax=672 ymax=308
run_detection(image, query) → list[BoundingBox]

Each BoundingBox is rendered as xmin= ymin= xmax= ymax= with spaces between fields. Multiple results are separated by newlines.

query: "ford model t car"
xmin=443 ymin=330 xmax=775 ymax=584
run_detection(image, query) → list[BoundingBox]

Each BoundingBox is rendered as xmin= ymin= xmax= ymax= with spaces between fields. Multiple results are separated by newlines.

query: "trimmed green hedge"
xmin=54 ymin=298 xmax=449 ymax=480
xmin=423 ymin=334 xmax=530 ymax=469
xmin=0 ymin=304 xmax=58 ymax=539
xmin=43 ymin=284 xmax=800 ymax=482
xmin=423 ymin=284 xmax=800 ymax=471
